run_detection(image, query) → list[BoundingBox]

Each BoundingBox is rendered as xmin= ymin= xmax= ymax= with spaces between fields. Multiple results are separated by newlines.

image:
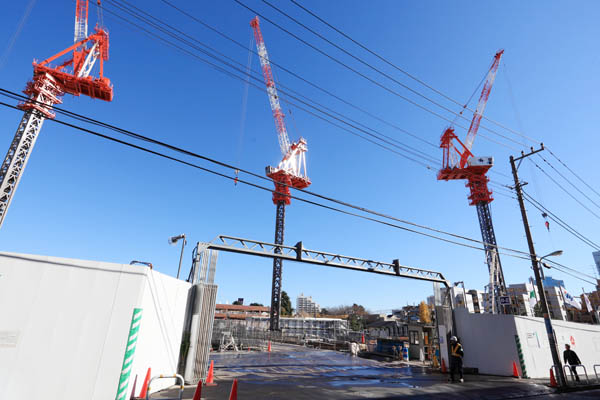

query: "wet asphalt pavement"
xmin=156 ymin=343 xmax=600 ymax=399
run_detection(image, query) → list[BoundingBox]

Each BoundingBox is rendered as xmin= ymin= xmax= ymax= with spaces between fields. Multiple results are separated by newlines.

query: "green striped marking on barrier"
xmin=514 ymin=334 xmax=528 ymax=378
xmin=116 ymin=308 xmax=143 ymax=400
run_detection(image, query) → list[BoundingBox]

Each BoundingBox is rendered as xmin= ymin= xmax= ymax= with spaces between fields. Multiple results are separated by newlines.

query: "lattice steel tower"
xmin=437 ymin=50 xmax=508 ymax=314
xmin=250 ymin=17 xmax=311 ymax=330
xmin=0 ymin=0 xmax=113 ymax=228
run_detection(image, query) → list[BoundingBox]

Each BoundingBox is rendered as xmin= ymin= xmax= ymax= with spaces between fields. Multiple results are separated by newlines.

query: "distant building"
xmin=296 ymin=293 xmax=320 ymax=315
xmin=542 ymin=276 xmax=565 ymax=289
xmin=593 ymin=251 xmax=600 ymax=277
xmin=214 ymin=304 xmax=269 ymax=320
xmin=467 ymin=290 xmax=485 ymax=314
xmin=392 ymin=305 xmax=420 ymax=323
xmin=545 ymin=286 xmax=568 ymax=321
xmin=507 ymin=283 xmax=539 ymax=316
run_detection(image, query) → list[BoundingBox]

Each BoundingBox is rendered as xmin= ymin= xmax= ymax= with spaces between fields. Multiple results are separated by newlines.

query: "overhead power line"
xmin=100 ymin=0 xmax=438 ymax=168
xmin=521 ymin=189 xmax=600 ymax=251
xmin=0 ymin=92 xmax=528 ymax=259
xmin=546 ymin=148 xmax=600 ymax=200
xmin=527 ymin=157 xmax=600 ymax=221
xmin=287 ymin=0 xmax=539 ymax=145
xmin=157 ymin=0 xmax=438 ymax=151
xmin=232 ymin=0 xmax=524 ymax=150
xmin=2 ymin=97 xmax=595 ymax=286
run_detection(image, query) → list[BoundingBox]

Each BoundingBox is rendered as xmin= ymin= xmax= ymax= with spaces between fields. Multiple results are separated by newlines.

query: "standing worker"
xmin=449 ymin=336 xmax=464 ymax=383
xmin=563 ymin=344 xmax=582 ymax=382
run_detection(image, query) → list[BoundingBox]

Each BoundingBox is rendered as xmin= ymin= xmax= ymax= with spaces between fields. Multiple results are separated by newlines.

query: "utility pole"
xmin=510 ymin=144 xmax=566 ymax=387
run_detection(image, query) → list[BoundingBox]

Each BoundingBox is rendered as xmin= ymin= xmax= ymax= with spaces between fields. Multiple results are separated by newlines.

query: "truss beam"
xmin=204 ymin=235 xmax=450 ymax=287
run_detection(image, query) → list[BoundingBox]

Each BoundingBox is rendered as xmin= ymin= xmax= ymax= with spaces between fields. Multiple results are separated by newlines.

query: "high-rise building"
xmin=507 ymin=283 xmax=539 ymax=316
xmin=593 ymin=251 xmax=600 ymax=277
xmin=545 ymin=286 xmax=568 ymax=321
xmin=542 ymin=276 xmax=565 ymax=289
xmin=296 ymin=293 xmax=320 ymax=315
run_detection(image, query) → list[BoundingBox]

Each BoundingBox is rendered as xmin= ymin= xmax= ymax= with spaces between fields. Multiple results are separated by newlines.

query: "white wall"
xmin=0 ymin=252 xmax=190 ymax=400
xmin=454 ymin=308 xmax=520 ymax=376
xmin=514 ymin=316 xmax=600 ymax=379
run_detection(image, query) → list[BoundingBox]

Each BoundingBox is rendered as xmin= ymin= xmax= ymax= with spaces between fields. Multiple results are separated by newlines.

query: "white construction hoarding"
xmin=0 ymin=252 xmax=190 ymax=400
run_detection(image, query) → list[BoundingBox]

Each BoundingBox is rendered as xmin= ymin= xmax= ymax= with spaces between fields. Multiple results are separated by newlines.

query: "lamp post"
xmin=169 ymin=234 xmax=187 ymax=279
xmin=454 ymin=281 xmax=467 ymax=310
xmin=538 ymin=250 xmax=563 ymax=281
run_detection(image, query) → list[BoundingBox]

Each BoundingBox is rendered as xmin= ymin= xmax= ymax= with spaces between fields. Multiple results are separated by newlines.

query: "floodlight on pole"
xmin=169 ymin=234 xmax=187 ymax=279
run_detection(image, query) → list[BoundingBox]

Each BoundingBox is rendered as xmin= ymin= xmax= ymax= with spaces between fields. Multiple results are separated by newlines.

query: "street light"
xmin=537 ymin=250 xmax=563 ymax=280
xmin=169 ymin=234 xmax=187 ymax=279
xmin=454 ymin=281 xmax=467 ymax=309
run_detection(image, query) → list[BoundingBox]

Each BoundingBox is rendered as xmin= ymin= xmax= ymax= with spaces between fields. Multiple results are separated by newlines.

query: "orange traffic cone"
xmin=512 ymin=361 xmax=520 ymax=378
xmin=229 ymin=379 xmax=238 ymax=400
xmin=139 ymin=368 xmax=151 ymax=399
xmin=549 ymin=368 xmax=558 ymax=387
xmin=267 ymin=341 xmax=271 ymax=352
xmin=441 ymin=358 xmax=447 ymax=373
xmin=361 ymin=334 xmax=365 ymax=344
xmin=192 ymin=380 xmax=202 ymax=400
xmin=205 ymin=360 xmax=217 ymax=386
xmin=129 ymin=374 xmax=138 ymax=400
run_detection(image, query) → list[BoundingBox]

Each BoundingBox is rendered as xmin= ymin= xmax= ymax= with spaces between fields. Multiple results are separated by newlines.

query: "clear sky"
xmin=0 ymin=0 xmax=598 ymax=311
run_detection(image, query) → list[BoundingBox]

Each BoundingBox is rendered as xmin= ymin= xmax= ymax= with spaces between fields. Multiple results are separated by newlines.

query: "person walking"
xmin=563 ymin=344 xmax=582 ymax=382
xmin=449 ymin=336 xmax=464 ymax=383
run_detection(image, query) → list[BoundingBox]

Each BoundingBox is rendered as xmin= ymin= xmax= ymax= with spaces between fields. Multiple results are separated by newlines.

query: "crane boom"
xmin=0 ymin=0 xmax=112 ymax=229
xmin=460 ymin=50 xmax=503 ymax=167
xmin=250 ymin=16 xmax=291 ymax=157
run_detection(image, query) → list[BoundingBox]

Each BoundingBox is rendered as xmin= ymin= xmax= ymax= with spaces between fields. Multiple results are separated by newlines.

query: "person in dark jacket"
xmin=449 ymin=336 xmax=464 ymax=383
xmin=563 ymin=344 xmax=582 ymax=381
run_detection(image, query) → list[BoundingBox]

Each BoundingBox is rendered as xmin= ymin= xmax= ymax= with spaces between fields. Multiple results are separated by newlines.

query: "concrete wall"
xmin=514 ymin=316 xmax=600 ymax=378
xmin=0 ymin=252 xmax=190 ymax=400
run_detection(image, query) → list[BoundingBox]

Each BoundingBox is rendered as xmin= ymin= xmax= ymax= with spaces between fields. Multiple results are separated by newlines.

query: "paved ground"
xmin=156 ymin=343 xmax=600 ymax=399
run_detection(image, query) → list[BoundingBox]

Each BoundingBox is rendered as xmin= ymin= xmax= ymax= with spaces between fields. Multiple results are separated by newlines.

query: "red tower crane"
xmin=0 ymin=1 xmax=112 ymax=228
xmin=250 ymin=16 xmax=311 ymax=331
xmin=438 ymin=50 xmax=508 ymax=314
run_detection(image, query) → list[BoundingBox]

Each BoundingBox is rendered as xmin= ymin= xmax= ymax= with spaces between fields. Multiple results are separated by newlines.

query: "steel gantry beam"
xmin=204 ymin=235 xmax=450 ymax=287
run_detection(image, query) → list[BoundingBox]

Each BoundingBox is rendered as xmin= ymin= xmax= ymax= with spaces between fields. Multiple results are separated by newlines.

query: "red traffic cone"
xmin=129 ymin=374 xmax=138 ymax=400
xmin=192 ymin=380 xmax=202 ymax=400
xmin=267 ymin=341 xmax=271 ymax=352
xmin=228 ymin=379 xmax=238 ymax=400
xmin=549 ymin=368 xmax=558 ymax=387
xmin=441 ymin=358 xmax=447 ymax=373
xmin=205 ymin=360 xmax=217 ymax=386
xmin=361 ymin=334 xmax=365 ymax=344
xmin=139 ymin=368 xmax=151 ymax=399
xmin=512 ymin=361 xmax=520 ymax=378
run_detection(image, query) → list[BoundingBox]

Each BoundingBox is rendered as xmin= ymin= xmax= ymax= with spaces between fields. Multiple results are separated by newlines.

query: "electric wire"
xmin=0 ymin=92 xmax=526 ymax=258
xmin=537 ymin=154 xmax=600 ymax=211
xmin=547 ymin=147 xmax=600 ymax=200
xmin=233 ymin=0 xmax=523 ymax=150
xmin=287 ymin=0 xmax=539 ymax=145
xmin=100 ymin=0 xmax=438 ymax=167
xmin=527 ymin=157 xmax=600 ymax=221
xmin=158 ymin=0 xmax=438 ymax=150
xmin=521 ymin=190 xmax=600 ymax=250
xmin=2 ymin=99 xmax=596 ymax=286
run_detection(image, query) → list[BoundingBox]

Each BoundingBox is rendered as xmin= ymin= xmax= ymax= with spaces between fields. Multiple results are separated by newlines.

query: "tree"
xmin=281 ymin=291 xmax=293 ymax=316
xmin=348 ymin=313 xmax=365 ymax=331
xmin=533 ymin=303 xmax=543 ymax=318
xmin=419 ymin=301 xmax=432 ymax=324
xmin=320 ymin=308 xmax=329 ymax=315
xmin=232 ymin=300 xmax=243 ymax=305
xmin=249 ymin=302 xmax=263 ymax=307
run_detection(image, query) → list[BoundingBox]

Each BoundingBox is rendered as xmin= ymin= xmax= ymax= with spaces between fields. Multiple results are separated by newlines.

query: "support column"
xmin=269 ymin=200 xmax=286 ymax=331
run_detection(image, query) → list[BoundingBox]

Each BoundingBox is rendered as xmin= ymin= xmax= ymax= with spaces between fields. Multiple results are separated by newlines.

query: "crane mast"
xmin=438 ymin=50 xmax=508 ymax=314
xmin=250 ymin=16 xmax=311 ymax=331
xmin=0 ymin=0 xmax=112 ymax=229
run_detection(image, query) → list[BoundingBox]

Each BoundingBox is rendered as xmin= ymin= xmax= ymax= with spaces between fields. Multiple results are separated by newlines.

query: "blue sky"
xmin=0 ymin=0 xmax=598 ymax=311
